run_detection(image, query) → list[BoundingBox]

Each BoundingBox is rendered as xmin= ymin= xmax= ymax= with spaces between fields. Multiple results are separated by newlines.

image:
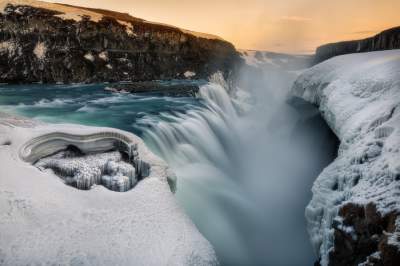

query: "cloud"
xmin=279 ymin=16 xmax=312 ymax=22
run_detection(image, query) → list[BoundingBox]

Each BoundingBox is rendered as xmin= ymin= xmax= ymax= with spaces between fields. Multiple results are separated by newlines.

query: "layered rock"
xmin=0 ymin=0 xmax=241 ymax=84
xmin=291 ymin=50 xmax=400 ymax=265
xmin=315 ymin=26 xmax=400 ymax=63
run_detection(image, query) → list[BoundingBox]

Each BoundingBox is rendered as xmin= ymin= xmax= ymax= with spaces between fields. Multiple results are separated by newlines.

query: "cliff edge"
xmin=292 ymin=50 xmax=400 ymax=266
xmin=0 ymin=0 xmax=241 ymax=83
xmin=315 ymin=26 xmax=400 ymax=63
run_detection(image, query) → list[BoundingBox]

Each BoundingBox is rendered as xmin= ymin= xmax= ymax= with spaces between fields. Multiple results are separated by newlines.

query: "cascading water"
xmin=137 ymin=75 xmax=337 ymax=266
xmin=138 ymin=83 xmax=254 ymax=264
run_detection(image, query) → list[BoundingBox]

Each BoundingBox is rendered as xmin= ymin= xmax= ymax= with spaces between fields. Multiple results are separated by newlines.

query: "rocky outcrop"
xmin=105 ymin=80 xmax=200 ymax=97
xmin=330 ymin=203 xmax=400 ymax=266
xmin=314 ymin=26 xmax=400 ymax=63
xmin=0 ymin=0 xmax=241 ymax=84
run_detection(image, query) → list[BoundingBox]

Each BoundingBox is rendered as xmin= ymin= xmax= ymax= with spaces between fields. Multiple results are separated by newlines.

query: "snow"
xmin=0 ymin=112 xmax=218 ymax=265
xmin=238 ymin=50 xmax=275 ymax=67
xmin=184 ymin=71 xmax=196 ymax=78
xmin=387 ymin=217 xmax=400 ymax=249
xmin=239 ymin=49 xmax=310 ymax=72
xmin=84 ymin=52 xmax=95 ymax=62
xmin=117 ymin=20 xmax=135 ymax=36
xmin=33 ymin=41 xmax=46 ymax=60
xmin=99 ymin=51 xmax=108 ymax=61
xmin=179 ymin=28 xmax=223 ymax=41
xmin=0 ymin=40 xmax=17 ymax=56
xmin=291 ymin=49 xmax=400 ymax=266
xmin=143 ymin=20 xmax=223 ymax=41
xmin=0 ymin=0 xmax=104 ymax=22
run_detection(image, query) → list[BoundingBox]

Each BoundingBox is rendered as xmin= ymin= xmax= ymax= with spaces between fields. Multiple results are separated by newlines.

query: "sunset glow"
xmin=53 ymin=0 xmax=400 ymax=53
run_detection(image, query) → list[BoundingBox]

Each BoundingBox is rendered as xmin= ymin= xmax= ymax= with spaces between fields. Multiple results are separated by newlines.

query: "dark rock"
xmin=314 ymin=26 xmax=400 ymax=64
xmin=106 ymin=81 xmax=200 ymax=97
xmin=327 ymin=203 xmax=400 ymax=266
xmin=0 ymin=2 xmax=242 ymax=84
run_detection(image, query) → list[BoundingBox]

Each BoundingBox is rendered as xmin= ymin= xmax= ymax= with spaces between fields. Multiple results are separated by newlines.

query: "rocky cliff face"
xmin=0 ymin=0 xmax=241 ymax=84
xmin=314 ymin=26 xmax=400 ymax=63
xmin=292 ymin=50 xmax=400 ymax=266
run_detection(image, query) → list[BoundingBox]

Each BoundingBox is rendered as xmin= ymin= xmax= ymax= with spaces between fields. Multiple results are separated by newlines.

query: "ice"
xmin=84 ymin=52 xmax=95 ymax=62
xmin=33 ymin=41 xmax=46 ymax=60
xmin=292 ymin=49 xmax=400 ymax=265
xmin=98 ymin=51 xmax=108 ymax=61
xmin=35 ymin=150 xmax=137 ymax=192
xmin=184 ymin=71 xmax=196 ymax=78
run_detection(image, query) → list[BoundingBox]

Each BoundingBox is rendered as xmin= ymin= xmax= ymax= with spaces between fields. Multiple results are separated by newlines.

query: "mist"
xmin=139 ymin=55 xmax=338 ymax=265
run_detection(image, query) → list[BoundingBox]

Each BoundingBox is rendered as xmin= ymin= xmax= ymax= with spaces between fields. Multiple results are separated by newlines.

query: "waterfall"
xmin=137 ymin=76 xmax=336 ymax=266
xmin=137 ymin=82 xmax=255 ymax=264
xmin=140 ymin=83 xmax=240 ymax=171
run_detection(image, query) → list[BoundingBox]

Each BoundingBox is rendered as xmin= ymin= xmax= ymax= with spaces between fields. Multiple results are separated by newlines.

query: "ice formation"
xmin=36 ymin=150 xmax=137 ymax=192
xmin=291 ymin=50 xmax=400 ymax=265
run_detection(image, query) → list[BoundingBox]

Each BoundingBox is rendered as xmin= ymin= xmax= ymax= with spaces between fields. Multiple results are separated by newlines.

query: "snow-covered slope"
xmin=0 ymin=112 xmax=218 ymax=265
xmin=292 ymin=50 xmax=400 ymax=265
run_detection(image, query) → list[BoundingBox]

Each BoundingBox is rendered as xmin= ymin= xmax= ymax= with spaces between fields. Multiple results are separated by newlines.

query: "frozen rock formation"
xmin=36 ymin=150 xmax=138 ymax=192
xmin=0 ymin=112 xmax=218 ymax=265
xmin=292 ymin=50 xmax=400 ymax=266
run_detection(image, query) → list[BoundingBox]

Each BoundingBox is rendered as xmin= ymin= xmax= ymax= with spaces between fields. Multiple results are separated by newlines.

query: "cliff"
xmin=314 ymin=26 xmax=400 ymax=63
xmin=0 ymin=0 xmax=241 ymax=84
xmin=292 ymin=50 xmax=400 ymax=266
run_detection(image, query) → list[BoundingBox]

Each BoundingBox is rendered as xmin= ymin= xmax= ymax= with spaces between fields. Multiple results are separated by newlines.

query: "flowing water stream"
xmin=0 ymin=78 xmax=337 ymax=265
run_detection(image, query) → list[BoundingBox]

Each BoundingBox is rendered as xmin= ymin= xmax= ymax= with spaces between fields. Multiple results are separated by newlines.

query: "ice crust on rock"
xmin=291 ymin=50 xmax=400 ymax=265
xmin=0 ymin=112 xmax=218 ymax=265
xmin=36 ymin=150 xmax=137 ymax=192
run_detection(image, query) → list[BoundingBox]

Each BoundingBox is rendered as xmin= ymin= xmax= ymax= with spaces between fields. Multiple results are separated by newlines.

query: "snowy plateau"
xmin=0 ymin=112 xmax=218 ymax=265
xmin=292 ymin=50 xmax=400 ymax=266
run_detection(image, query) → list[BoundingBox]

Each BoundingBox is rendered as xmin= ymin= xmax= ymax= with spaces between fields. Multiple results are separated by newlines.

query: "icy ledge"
xmin=0 ymin=112 xmax=218 ymax=265
xmin=19 ymin=131 xmax=151 ymax=192
xmin=291 ymin=50 xmax=400 ymax=266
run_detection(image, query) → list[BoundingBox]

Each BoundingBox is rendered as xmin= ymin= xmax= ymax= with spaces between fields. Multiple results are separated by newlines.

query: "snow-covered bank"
xmin=0 ymin=112 xmax=218 ymax=265
xmin=291 ymin=50 xmax=400 ymax=265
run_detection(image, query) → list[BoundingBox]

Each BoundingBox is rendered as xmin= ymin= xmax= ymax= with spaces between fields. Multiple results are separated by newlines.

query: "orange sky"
xmin=55 ymin=0 xmax=400 ymax=54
